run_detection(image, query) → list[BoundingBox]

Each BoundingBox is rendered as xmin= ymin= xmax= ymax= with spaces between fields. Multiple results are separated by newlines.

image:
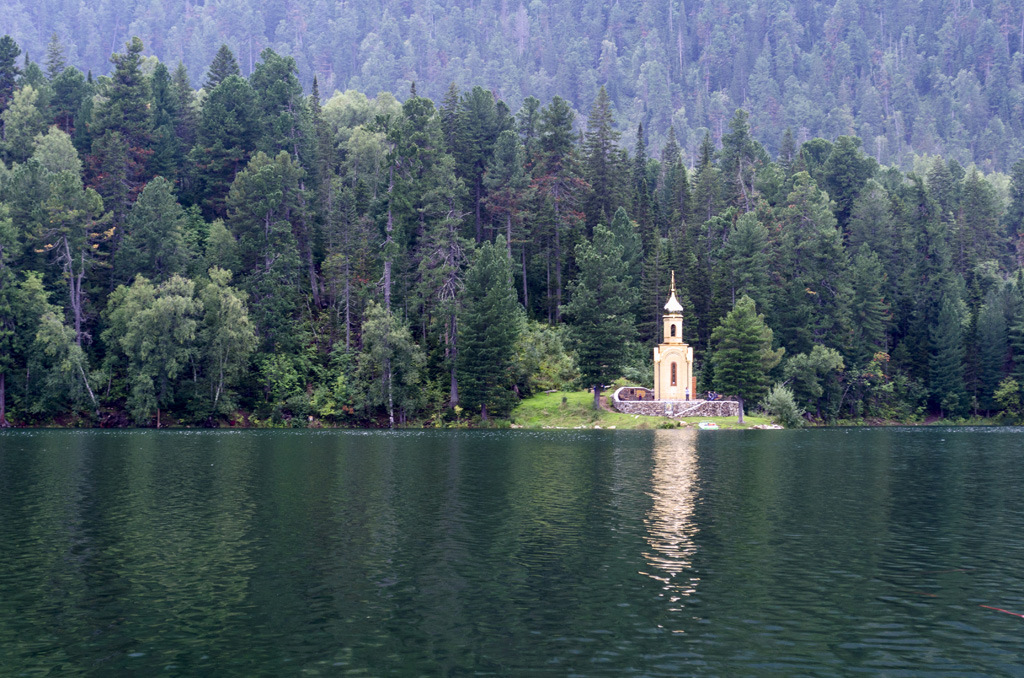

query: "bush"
xmin=761 ymin=383 xmax=805 ymax=428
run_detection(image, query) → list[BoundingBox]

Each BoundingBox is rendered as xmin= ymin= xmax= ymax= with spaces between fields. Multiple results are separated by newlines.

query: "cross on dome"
xmin=664 ymin=271 xmax=683 ymax=314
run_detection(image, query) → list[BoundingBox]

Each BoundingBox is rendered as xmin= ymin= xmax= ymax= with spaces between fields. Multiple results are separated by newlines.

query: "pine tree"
xmin=689 ymin=133 xmax=720 ymax=224
xmin=723 ymin=212 xmax=771 ymax=310
xmin=50 ymin=66 xmax=86 ymax=134
xmin=458 ymin=235 xmax=523 ymax=419
xmin=710 ymin=295 xmax=784 ymax=422
xmin=0 ymin=35 xmax=21 ymax=114
xmin=563 ymin=223 xmax=636 ymax=410
xmin=148 ymin=62 xmax=182 ymax=181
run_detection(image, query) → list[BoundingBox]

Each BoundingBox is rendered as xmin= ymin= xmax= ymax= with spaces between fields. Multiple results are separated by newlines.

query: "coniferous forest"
xmin=1 ymin=24 xmax=1024 ymax=427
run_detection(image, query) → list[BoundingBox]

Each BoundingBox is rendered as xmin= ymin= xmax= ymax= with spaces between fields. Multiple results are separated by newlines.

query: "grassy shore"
xmin=509 ymin=389 xmax=774 ymax=430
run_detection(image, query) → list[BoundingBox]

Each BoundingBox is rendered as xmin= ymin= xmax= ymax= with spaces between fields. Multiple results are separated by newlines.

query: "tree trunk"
xmin=386 ymin=356 xmax=394 ymax=428
xmin=448 ymin=313 xmax=459 ymax=407
xmin=737 ymin=396 xmax=744 ymax=424
xmin=521 ymin=246 xmax=529 ymax=311
xmin=593 ymin=384 xmax=601 ymax=410
xmin=0 ymin=372 xmax=8 ymax=427
xmin=481 ymin=403 xmax=488 ymax=420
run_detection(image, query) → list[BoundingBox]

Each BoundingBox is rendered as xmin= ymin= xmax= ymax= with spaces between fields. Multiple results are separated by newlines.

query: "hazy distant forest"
xmin=2 ymin=0 xmax=1024 ymax=427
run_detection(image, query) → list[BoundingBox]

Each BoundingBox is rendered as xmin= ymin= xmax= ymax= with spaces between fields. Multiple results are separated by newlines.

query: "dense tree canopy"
xmin=6 ymin=0 xmax=1024 ymax=172
xmin=0 ymin=32 xmax=1023 ymax=427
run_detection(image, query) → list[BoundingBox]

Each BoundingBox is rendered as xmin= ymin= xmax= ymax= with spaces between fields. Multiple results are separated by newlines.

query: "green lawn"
xmin=510 ymin=389 xmax=773 ymax=430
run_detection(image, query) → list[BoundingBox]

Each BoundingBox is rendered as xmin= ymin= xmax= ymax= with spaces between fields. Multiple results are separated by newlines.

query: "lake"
xmin=1 ymin=428 xmax=1023 ymax=675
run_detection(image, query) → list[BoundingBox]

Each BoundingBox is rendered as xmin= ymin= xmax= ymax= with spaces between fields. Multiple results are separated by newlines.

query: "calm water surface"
xmin=1 ymin=428 xmax=1023 ymax=676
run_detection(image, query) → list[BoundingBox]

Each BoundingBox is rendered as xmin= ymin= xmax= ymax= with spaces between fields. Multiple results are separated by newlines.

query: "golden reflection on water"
xmin=642 ymin=429 xmax=700 ymax=617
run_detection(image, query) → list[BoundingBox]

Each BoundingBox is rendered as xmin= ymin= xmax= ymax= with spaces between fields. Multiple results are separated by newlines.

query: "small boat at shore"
xmin=697 ymin=421 xmax=719 ymax=430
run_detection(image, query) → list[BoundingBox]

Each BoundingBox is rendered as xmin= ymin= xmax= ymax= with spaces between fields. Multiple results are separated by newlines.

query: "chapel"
xmin=653 ymin=272 xmax=695 ymax=401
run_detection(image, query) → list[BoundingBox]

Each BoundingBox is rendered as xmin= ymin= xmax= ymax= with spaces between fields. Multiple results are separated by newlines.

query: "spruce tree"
xmin=458 ymin=235 xmax=523 ymax=419
xmin=976 ymin=287 xmax=1009 ymax=413
xmin=114 ymin=177 xmax=192 ymax=284
xmin=849 ymin=243 xmax=890 ymax=367
xmin=205 ymin=45 xmax=241 ymax=91
xmin=187 ymin=74 xmax=258 ymax=217
xmin=582 ymin=85 xmax=622 ymax=232
xmin=44 ymin=33 xmax=66 ymax=80
xmin=929 ymin=295 xmax=967 ymax=417
xmin=563 ymin=223 xmax=636 ymax=410
xmin=710 ymin=295 xmax=784 ymax=422
xmin=0 ymin=35 xmax=21 ymax=114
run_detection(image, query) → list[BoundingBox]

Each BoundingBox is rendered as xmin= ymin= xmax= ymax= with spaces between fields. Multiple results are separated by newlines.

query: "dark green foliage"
xmin=711 ymin=295 xmax=784 ymax=420
xmin=0 ymin=35 xmax=21 ymax=113
xmin=205 ymin=45 xmax=241 ymax=91
xmin=563 ymin=223 xmax=636 ymax=409
xmin=929 ymin=295 xmax=968 ymax=417
xmin=458 ymin=236 xmax=523 ymax=418
xmin=187 ymin=74 xmax=258 ymax=217
xmin=0 ymin=34 xmax=1021 ymax=427
xmin=226 ymin=151 xmax=305 ymax=352
xmin=114 ymin=177 xmax=192 ymax=284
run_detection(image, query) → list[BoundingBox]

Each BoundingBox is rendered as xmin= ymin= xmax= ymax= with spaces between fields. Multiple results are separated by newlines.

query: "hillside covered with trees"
xmin=2 ymin=0 xmax=1024 ymax=171
xmin=2 ymin=33 xmax=1024 ymax=427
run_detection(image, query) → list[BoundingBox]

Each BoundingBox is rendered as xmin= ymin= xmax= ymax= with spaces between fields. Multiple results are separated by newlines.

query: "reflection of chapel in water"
xmin=653 ymin=272 xmax=695 ymax=401
xmin=642 ymin=429 xmax=701 ymax=612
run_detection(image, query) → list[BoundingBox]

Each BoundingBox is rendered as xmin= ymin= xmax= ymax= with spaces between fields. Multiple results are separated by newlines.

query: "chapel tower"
xmin=653 ymin=272 xmax=695 ymax=400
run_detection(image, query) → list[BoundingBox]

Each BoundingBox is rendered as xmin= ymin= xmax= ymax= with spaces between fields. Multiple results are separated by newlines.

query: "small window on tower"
xmin=670 ymin=362 xmax=677 ymax=386
xmin=670 ymin=324 xmax=677 ymax=337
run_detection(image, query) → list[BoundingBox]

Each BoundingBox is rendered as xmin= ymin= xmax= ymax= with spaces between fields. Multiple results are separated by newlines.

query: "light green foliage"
xmin=35 ymin=310 xmax=98 ymax=413
xmin=0 ymin=271 xmax=55 ymax=422
xmin=783 ymin=344 xmax=845 ymax=419
xmin=994 ymin=378 xmax=1023 ymax=421
xmin=311 ymin=345 xmax=357 ymax=422
xmin=356 ymin=301 xmax=426 ymax=426
xmin=103 ymin=275 xmax=200 ymax=424
xmin=512 ymin=320 xmax=578 ymax=396
xmin=199 ymin=267 xmax=257 ymax=415
xmin=2 ymin=85 xmax=46 ymax=162
xmin=30 ymin=126 xmax=81 ymax=175
xmin=761 ymin=383 xmax=805 ymax=428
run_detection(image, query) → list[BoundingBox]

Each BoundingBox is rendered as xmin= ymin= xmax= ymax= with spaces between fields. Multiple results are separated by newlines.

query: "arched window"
xmin=670 ymin=324 xmax=677 ymax=337
xmin=670 ymin=362 xmax=677 ymax=386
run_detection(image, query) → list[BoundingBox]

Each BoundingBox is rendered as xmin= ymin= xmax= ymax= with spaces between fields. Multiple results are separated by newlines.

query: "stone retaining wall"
xmin=611 ymin=387 xmax=739 ymax=418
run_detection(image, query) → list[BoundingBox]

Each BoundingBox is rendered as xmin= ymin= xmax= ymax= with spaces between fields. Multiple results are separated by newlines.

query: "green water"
xmin=1 ymin=428 xmax=1023 ymax=675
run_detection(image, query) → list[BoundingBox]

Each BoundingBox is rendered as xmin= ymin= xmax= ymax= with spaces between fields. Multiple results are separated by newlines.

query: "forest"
xmin=3 ymin=0 xmax=1024 ymax=172
xmin=1 ymin=31 xmax=1024 ymax=428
